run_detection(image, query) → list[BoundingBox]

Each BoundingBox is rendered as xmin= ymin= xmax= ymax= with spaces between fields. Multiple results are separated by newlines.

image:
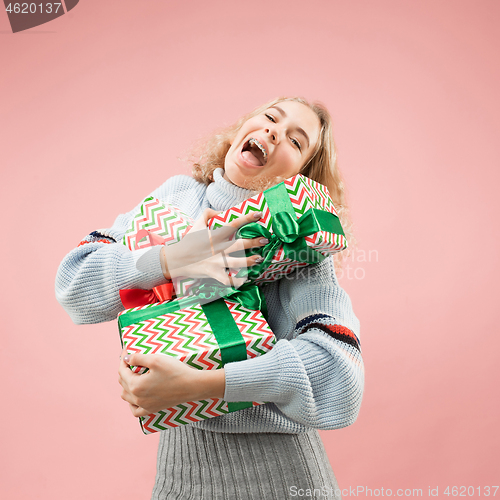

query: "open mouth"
xmin=241 ymin=138 xmax=268 ymax=166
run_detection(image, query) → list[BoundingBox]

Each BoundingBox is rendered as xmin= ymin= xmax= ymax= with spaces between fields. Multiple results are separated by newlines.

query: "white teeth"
xmin=248 ymin=138 xmax=267 ymax=162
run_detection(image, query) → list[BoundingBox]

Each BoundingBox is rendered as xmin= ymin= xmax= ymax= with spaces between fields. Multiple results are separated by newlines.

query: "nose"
xmin=265 ymin=126 xmax=279 ymax=144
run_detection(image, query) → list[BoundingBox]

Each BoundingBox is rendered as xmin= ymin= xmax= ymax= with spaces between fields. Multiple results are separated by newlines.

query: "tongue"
xmin=242 ymin=150 xmax=262 ymax=166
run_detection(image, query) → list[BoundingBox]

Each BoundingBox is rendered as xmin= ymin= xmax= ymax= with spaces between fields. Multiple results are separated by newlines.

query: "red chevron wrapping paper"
xmin=122 ymin=196 xmax=197 ymax=297
xmin=207 ymin=174 xmax=347 ymax=284
xmin=118 ymin=299 xmax=275 ymax=433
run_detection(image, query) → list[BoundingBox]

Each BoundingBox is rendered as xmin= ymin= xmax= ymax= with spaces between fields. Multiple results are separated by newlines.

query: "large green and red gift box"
xmin=118 ymin=285 xmax=275 ymax=434
xmin=207 ymin=173 xmax=347 ymax=284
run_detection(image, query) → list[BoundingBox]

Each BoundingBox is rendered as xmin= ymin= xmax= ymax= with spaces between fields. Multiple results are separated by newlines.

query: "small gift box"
xmin=122 ymin=196 xmax=194 ymax=251
xmin=207 ymin=174 xmax=347 ymax=284
xmin=118 ymin=282 xmax=275 ymax=434
xmin=122 ymin=196 xmax=197 ymax=298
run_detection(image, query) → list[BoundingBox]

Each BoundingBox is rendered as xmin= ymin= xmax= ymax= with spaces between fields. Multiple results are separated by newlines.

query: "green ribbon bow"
xmin=235 ymin=182 xmax=345 ymax=280
xmin=193 ymin=281 xmax=268 ymax=320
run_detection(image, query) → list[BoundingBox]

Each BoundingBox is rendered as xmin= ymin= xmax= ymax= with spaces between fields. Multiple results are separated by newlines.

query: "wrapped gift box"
xmin=118 ymin=287 xmax=275 ymax=434
xmin=122 ymin=196 xmax=197 ymax=298
xmin=207 ymin=174 xmax=347 ymax=284
xmin=122 ymin=196 xmax=193 ymax=251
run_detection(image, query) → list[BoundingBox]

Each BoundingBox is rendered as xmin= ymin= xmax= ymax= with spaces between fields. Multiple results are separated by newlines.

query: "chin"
xmin=224 ymin=166 xmax=284 ymax=193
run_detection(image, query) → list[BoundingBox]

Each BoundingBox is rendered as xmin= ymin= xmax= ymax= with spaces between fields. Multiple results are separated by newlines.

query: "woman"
xmin=56 ymin=97 xmax=364 ymax=499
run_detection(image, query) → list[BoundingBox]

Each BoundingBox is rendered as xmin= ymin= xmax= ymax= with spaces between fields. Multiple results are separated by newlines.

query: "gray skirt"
xmin=151 ymin=425 xmax=341 ymax=500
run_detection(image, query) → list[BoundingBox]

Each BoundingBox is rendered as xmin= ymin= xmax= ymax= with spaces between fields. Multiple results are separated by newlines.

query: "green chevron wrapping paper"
xmin=118 ymin=290 xmax=275 ymax=433
xmin=207 ymin=174 xmax=347 ymax=284
xmin=122 ymin=196 xmax=197 ymax=297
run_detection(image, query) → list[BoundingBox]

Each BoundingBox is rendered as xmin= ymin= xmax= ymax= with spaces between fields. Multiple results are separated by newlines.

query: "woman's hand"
xmin=160 ymin=209 xmax=267 ymax=287
xmin=118 ymin=350 xmax=226 ymax=417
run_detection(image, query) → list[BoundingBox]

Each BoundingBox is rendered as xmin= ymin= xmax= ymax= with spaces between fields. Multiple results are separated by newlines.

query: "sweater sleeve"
xmin=55 ymin=175 xmax=207 ymax=325
xmin=223 ymin=257 xmax=364 ymax=430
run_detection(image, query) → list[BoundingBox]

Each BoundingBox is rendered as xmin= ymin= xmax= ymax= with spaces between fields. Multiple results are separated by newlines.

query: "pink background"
xmin=1 ymin=0 xmax=499 ymax=498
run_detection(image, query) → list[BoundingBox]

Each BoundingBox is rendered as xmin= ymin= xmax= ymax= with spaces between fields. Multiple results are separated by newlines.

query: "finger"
xmin=118 ymin=367 xmax=131 ymax=390
xmin=208 ymin=211 xmax=263 ymax=243
xmin=209 ymin=235 xmax=261 ymax=259
xmin=130 ymin=404 xmax=151 ymax=418
xmin=210 ymin=264 xmax=250 ymax=287
xmin=227 ymin=211 xmax=263 ymax=229
xmin=119 ymin=353 xmax=145 ymax=390
xmin=209 ymin=224 xmax=238 ymax=244
xmin=228 ymin=274 xmax=248 ymax=289
xmin=225 ymin=237 xmax=268 ymax=255
xmin=123 ymin=352 xmax=153 ymax=371
xmin=119 ymin=364 xmax=134 ymax=390
xmin=210 ymin=235 xmax=236 ymax=256
xmin=223 ymin=254 xmax=263 ymax=269
xmin=210 ymin=267 xmax=249 ymax=289
xmin=212 ymin=270 xmax=233 ymax=287
xmin=203 ymin=208 xmax=223 ymax=225
xmin=189 ymin=208 xmax=222 ymax=234
xmin=119 ymin=354 xmax=131 ymax=376
xmin=119 ymin=347 xmax=128 ymax=364
xmin=187 ymin=208 xmax=221 ymax=236
xmin=121 ymin=389 xmax=135 ymax=405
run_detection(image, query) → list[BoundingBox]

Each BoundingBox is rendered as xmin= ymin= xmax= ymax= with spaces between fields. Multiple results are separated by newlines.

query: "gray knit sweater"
xmin=55 ymin=168 xmax=364 ymax=434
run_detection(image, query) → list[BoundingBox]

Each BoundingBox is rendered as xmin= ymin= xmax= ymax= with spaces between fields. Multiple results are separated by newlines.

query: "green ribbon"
xmin=199 ymin=299 xmax=253 ymax=412
xmin=191 ymin=281 xmax=267 ymax=412
xmin=118 ymin=294 xmax=201 ymax=329
xmin=199 ymin=300 xmax=247 ymax=365
xmin=236 ymin=182 xmax=345 ymax=280
xmin=193 ymin=281 xmax=268 ymax=320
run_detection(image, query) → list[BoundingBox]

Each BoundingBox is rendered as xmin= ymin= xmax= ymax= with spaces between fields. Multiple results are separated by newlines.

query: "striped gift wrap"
xmin=207 ymin=174 xmax=347 ymax=284
xmin=118 ymin=294 xmax=275 ymax=433
xmin=122 ymin=196 xmax=198 ymax=297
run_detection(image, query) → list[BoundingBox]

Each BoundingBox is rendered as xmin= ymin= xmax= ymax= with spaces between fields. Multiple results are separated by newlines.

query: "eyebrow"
xmin=270 ymin=105 xmax=310 ymax=149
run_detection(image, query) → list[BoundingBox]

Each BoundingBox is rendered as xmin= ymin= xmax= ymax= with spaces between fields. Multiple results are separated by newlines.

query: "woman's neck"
xmin=206 ymin=168 xmax=254 ymax=211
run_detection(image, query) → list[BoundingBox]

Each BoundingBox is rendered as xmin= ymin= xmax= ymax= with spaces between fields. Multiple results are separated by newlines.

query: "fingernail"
xmin=253 ymin=211 xmax=263 ymax=219
xmin=254 ymin=257 xmax=264 ymax=264
xmin=124 ymin=355 xmax=130 ymax=364
xmin=259 ymin=238 xmax=269 ymax=244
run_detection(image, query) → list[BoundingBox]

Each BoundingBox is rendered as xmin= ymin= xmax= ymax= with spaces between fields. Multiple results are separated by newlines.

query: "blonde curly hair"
xmin=189 ymin=96 xmax=354 ymax=268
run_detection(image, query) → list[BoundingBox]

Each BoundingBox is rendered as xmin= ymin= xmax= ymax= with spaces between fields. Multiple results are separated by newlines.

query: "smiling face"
xmin=223 ymin=100 xmax=321 ymax=190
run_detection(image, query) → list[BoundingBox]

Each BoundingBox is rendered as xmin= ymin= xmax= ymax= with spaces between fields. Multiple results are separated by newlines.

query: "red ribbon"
xmin=135 ymin=229 xmax=168 ymax=249
xmin=120 ymin=229 xmax=176 ymax=308
xmin=119 ymin=282 xmax=175 ymax=309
